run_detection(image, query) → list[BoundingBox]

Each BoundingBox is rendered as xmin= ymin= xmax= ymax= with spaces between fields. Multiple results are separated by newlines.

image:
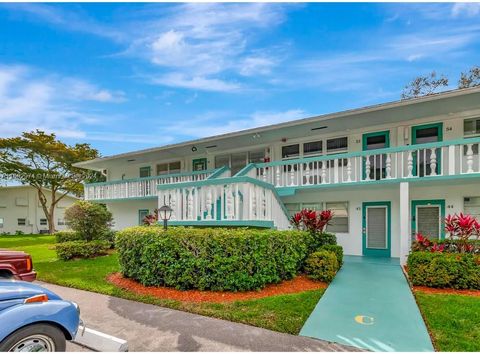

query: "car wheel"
xmin=0 ymin=323 xmax=66 ymax=352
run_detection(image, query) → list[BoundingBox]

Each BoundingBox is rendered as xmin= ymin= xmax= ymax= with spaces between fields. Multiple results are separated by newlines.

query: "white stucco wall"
xmin=107 ymin=199 xmax=158 ymax=230
xmin=0 ymin=186 xmax=77 ymax=234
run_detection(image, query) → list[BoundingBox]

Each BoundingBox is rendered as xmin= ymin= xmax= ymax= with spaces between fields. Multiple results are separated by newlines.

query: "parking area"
xmin=38 ymin=282 xmax=358 ymax=352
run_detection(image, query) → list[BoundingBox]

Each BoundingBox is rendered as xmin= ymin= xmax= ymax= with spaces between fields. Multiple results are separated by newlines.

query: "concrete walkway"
xmin=300 ymin=256 xmax=434 ymax=352
xmin=38 ymin=282 xmax=358 ymax=352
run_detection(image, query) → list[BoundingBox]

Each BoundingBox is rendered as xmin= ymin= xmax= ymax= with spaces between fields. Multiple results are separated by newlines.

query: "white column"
xmin=399 ymin=182 xmax=410 ymax=266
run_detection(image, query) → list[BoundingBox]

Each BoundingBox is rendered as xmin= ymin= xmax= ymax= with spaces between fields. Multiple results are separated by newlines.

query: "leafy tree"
xmin=0 ymin=130 xmax=101 ymax=233
xmin=458 ymin=66 xmax=480 ymax=89
xmin=64 ymin=200 xmax=113 ymax=242
xmin=401 ymin=71 xmax=449 ymax=99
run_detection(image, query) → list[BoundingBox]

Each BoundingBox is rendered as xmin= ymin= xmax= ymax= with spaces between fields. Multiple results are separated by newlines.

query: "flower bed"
xmin=116 ymin=227 xmax=309 ymax=291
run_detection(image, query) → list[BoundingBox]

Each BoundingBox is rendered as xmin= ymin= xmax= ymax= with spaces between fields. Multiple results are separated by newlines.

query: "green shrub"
xmin=304 ymin=250 xmax=339 ymax=283
xmin=55 ymin=230 xmax=82 ymax=243
xmin=55 ymin=240 xmax=110 ymax=261
xmin=64 ymin=201 xmax=113 ymax=242
xmin=407 ymin=252 xmax=480 ymax=290
xmin=319 ymin=244 xmax=343 ymax=267
xmin=115 ymin=227 xmax=309 ymax=291
xmin=305 ymin=232 xmax=337 ymax=254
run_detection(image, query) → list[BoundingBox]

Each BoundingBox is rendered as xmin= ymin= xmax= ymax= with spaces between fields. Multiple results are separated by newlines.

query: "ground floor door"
xmin=411 ymin=199 xmax=445 ymax=241
xmin=362 ymin=201 xmax=391 ymax=257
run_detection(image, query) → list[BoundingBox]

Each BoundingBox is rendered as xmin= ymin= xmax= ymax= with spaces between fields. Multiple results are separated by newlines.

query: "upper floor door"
xmin=362 ymin=131 xmax=390 ymax=180
xmin=411 ymin=123 xmax=443 ymax=177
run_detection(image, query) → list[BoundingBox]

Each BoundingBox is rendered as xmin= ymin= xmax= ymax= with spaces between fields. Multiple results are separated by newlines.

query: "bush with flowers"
xmin=408 ymin=213 xmax=480 ymax=289
xmin=291 ymin=209 xmax=336 ymax=253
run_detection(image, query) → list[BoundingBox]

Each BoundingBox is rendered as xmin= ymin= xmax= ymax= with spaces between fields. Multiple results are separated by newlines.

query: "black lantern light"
xmin=159 ymin=202 xmax=173 ymax=230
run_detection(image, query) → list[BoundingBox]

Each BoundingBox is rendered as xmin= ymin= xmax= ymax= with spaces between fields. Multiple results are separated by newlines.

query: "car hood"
xmin=0 ymin=280 xmax=62 ymax=302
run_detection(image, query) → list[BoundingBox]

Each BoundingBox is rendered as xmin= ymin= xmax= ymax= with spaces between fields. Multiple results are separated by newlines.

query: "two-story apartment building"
xmin=76 ymin=87 xmax=480 ymax=264
xmin=0 ymin=185 xmax=78 ymax=234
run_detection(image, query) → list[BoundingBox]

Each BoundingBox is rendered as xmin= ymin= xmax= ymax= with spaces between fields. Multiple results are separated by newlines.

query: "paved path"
xmin=300 ymin=256 xmax=434 ymax=352
xmin=38 ymin=282 xmax=357 ymax=352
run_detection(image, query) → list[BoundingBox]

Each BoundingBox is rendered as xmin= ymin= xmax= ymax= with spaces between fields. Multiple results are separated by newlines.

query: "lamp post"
xmin=159 ymin=203 xmax=173 ymax=230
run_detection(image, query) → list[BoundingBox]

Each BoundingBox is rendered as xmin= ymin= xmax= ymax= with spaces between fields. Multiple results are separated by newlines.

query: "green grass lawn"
xmin=0 ymin=234 xmax=322 ymax=335
xmin=415 ymin=291 xmax=480 ymax=352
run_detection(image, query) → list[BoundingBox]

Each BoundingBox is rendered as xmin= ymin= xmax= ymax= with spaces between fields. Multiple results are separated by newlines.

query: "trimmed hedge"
xmin=115 ymin=227 xmax=309 ymax=291
xmin=55 ymin=230 xmax=83 ymax=243
xmin=56 ymin=240 xmax=110 ymax=261
xmin=319 ymin=244 xmax=343 ymax=267
xmin=407 ymin=251 xmax=480 ymax=289
xmin=304 ymin=250 xmax=339 ymax=283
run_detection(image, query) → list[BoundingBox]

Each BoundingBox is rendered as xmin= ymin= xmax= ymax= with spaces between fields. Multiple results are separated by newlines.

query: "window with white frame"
xmin=282 ymin=144 xmax=300 ymax=159
xmin=40 ymin=218 xmax=47 ymax=226
xmin=17 ymin=218 xmax=26 ymax=226
xmin=464 ymin=197 xmax=480 ymax=220
xmin=0 ymin=217 xmax=4 ymax=228
xmin=214 ymin=149 xmax=266 ymax=174
xmin=156 ymin=161 xmax=181 ymax=175
xmin=283 ymin=201 xmax=349 ymax=233
xmin=58 ymin=219 xmax=65 ymax=226
xmin=326 ymin=137 xmax=348 ymax=154
xmin=282 ymin=137 xmax=348 ymax=161
xmin=303 ymin=141 xmax=323 ymax=156
xmin=464 ymin=118 xmax=480 ymax=137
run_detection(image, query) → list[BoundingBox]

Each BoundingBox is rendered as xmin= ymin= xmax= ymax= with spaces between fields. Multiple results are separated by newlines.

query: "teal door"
xmin=362 ymin=131 xmax=390 ymax=180
xmin=362 ymin=201 xmax=391 ymax=257
xmin=411 ymin=200 xmax=445 ymax=242
xmin=411 ymin=123 xmax=443 ymax=176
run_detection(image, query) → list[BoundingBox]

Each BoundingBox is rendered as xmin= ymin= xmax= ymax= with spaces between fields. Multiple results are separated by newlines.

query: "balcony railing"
xmin=84 ymin=168 xmax=222 ymax=201
xmin=252 ymin=137 xmax=480 ymax=188
xmin=157 ymin=176 xmax=291 ymax=230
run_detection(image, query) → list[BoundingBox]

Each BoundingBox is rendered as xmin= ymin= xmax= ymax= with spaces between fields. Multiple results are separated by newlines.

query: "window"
xmin=464 ymin=118 xmax=480 ymax=137
xmin=17 ymin=218 xmax=26 ymax=226
xmin=303 ymin=141 xmax=322 ymax=156
xmin=326 ymin=137 xmax=348 ymax=154
xmin=58 ymin=219 xmax=65 ymax=226
xmin=0 ymin=217 xmax=4 ymax=228
xmin=282 ymin=144 xmax=300 ymax=159
xmin=215 ymin=149 xmax=266 ymax=174
xmin=464 ymin=197 xmax=480 ymax=220
xmin=139 ymin=166 xmax=151 ymax=178
xmin=138 ymin=209 xmax=149 ymax=226
xmin=40 ymin=218 xmax=47 ymax=226
xmin=248 ymin=149 xmax=265 ymax=163
xmin=156 ymin=161 xmax=181 ymax=175
xmin=284 ymin=202 xmax=349 ymax=233
xmin=326 ymin=202 xmax=349 ymax=233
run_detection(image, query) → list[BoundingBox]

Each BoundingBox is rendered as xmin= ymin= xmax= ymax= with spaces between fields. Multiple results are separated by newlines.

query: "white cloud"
xmin=0 ymin=64 xmax=135 ymax=143
xmin=239 ymin=56 xmax=276 ymax=76
xmin=152 ymin=73 xmax=241 ymax=92
xmin=452 ymin=3 xmax=480 ymax=18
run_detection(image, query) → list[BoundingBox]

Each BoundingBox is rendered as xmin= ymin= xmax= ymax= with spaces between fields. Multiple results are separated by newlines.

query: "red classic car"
xmin=0 ymin=250 xmax=36 ymax=281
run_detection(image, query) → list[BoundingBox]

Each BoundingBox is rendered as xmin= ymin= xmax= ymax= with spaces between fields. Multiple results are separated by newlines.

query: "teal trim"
xmin=85 ymin=168 xmax=220 ymax=187
xmin=235 ymin=163 xmax=256 ymax=176
xmin=412 ymin=122 xmax=443 ymax=176
xmin=206 ymin=165 xmax=230 ymax=179
xmin=138 ymin=209 xmax=149 ymax=225
xmin=274 ymin=172 xmax=480 ymax=195
xmin=362 ymin=201 xmax=391 ymax=257
xmin=255 ymin=136 xmax=480 ymax=168
xmin=411 ymin=199 xmax=446 ymax=240
xmin=168 ymin=220 xmax=274 ymax=228
xmin=139 ymin=166 xmax=151 ymax=178
xmin=157 ymin=175 xmax=290 ymax=220
xmin=362 ymin=130 xmax=391 ymax=180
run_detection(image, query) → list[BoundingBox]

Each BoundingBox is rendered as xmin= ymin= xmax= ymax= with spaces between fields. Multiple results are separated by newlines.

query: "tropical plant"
xmin=291 ymin=209 xmax=333 ymax=233
xmin=445 ymin=213 xmax=480 ymax=253
xmin=143 ymin=209 xmax=158 ymax=226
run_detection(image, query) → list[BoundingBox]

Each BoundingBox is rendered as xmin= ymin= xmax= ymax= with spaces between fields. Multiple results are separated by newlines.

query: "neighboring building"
xmin=75 ymin=87 xmax=480 ymax=264
xmin=0 ymin=186 xmax=78 ymax=234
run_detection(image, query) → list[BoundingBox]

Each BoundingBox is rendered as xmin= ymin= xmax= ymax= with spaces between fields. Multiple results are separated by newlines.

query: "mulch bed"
xmin=413 ymin=286 xmax=480 ymax=297
xmin=107 ymin=273 xmax=327 ymax=303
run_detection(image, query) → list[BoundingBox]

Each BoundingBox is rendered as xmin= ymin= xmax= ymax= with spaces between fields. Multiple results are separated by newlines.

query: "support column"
xmin=399 ymin=182 xmax=410 ymax=266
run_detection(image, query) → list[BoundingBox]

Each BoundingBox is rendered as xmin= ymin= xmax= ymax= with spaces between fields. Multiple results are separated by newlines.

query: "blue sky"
xmin=1 ymin=2 xmax=480 ymax=156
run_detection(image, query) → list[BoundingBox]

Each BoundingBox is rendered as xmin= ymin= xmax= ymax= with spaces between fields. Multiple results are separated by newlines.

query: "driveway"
xmin=300 ymin=256 xmax=434 ymax=352
xmin=38 ymin=282 xmax=358 ymax=352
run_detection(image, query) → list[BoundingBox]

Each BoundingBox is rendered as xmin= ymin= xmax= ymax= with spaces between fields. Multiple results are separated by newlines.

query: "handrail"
xmin=85 ymin=168 xmax=220 ymax=187
xmin=157 ymin=175 xmax=291 ymax=220
xmin=254 ymin=137 xmax=480 ymax=168
xmin=206 ymin=165 xmax=230 ymax=179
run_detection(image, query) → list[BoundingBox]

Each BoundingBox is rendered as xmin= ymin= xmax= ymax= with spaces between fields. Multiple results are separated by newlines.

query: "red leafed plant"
xmin=143 ymin=209 xmax=159 ymax=226
xmin=444 ymin=213 xmax=480 ymax=253
xmin=291 ymin=209 xmax=334 ymax=234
